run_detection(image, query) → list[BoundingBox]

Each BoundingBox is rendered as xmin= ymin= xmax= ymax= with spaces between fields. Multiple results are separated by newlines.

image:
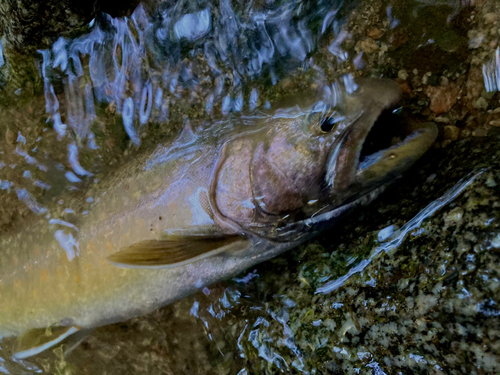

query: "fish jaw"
xmin=356 ymin=121 xmax=438 ymax=187
xmin=325 ymin=78 xmax=437 ymax=200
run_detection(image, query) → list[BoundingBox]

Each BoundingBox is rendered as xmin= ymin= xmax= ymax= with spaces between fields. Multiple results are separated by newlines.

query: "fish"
xmin=0 ymin=78 xmax=437 ymax=359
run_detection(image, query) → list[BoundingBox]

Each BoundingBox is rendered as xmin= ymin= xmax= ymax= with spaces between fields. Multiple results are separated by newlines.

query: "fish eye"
xmin=320 ymin=117 xmax=336 ymax=132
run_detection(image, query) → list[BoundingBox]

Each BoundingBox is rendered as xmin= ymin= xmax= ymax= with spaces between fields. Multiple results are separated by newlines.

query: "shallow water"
xmin=0 ymin=0 xmax=499 ymax=373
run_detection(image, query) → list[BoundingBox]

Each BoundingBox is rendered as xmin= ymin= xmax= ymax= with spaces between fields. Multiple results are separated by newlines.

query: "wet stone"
xmin=367 ymin=28 xmax=384 ymax=40
xmin=484 ymin=13 xmax=498 ymax=25
xmin=473 ymin=97 xmax=489 ymax=110
xmin=443 ymin=206 xmax=464 ymax=225
xmin=444 ymin=125 xmax=460 ymax=140
xmin=359 ymin=38 xmax=379 ymax=53
xmin=397 ymin=69 xmax=408 ymax=81
xmin=426 ymin=83 xmax=461 ymax=115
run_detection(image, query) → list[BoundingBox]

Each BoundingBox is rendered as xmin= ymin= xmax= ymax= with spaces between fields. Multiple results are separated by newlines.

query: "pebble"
xmin=421 ymin=72 xmax=432 ymax=85
xmin=397 ymin=69 xmax=408 ymax=80
xmin=360 ymin=38 xmax=379 ymax=53
xmin=411 ymin=75 xmax=422 ymax=87
xmin=489 ymin=120 xmax=500 ymax=127
xmin=491 ymin=234 xmax=500 ymax=248
xmin=435 ymin=117 xmax=451 ymax=123
xmin=469 ymin=35 xmax=485 ymax=49
xmin=425 ymin=83 xmax=461 ymax=115
xmin=484 ymin=13 xmax=498 ymax=25
xmin=444 ymin=125 xmax=460 ymax=140
xmin=473 ymin=97 xmax=489 ymax=110
xmin=367 ymin=28 xmax=384 ymax=39
xmin=466 ymin=67 xmax=484 ymax=103
xmin=461 ymin=128 xmax=472 ymax=138
xmin=444 ymin=207 xmax=464 ymax=225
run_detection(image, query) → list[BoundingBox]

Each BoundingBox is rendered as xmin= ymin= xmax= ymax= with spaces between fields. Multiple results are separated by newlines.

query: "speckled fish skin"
xmin=0 ymin=78 xmax=435 ymax=351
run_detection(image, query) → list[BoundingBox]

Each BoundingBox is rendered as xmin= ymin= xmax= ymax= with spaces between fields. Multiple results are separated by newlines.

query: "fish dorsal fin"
xmin=13 ymin=326 xmax=80 ymax=359
xmin=107 ymin=235 xmax=250 ymax=269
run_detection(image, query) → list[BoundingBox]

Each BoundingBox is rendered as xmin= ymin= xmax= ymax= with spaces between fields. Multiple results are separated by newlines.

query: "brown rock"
xmin=387 ymin=28 xmax=409 ymax=51
xmin=396 ymin=80 xmax=412 ymax=95
xmin=425 ymin=83 xmax=461 ymax=115
xmin=444 ymin=125 xmax=460 ymax=140
xmin=467 ymin=66 xmax=485 ymax=105
xmin=435 ymin=117 xmax=451 ymax=123
xmin=461 ymin=128 xmax=472 ymax=138
xmin=368 ymin=28 xmax=384 ymax=39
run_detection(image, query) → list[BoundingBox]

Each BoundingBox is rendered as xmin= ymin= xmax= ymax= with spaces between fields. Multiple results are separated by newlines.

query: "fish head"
xmin=247 ymin=77 xmax=437 ymax=223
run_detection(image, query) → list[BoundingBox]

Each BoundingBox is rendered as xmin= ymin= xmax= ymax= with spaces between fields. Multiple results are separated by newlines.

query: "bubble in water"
xmin=249 ymin=89 xmax=258 ymax=111
xmin=222 ymin=95 xmax=232 ymax=115
xmin=155 ymin=87 xmax=163 ymax=108
xmin=52 ymin=37 xmax=68 ymax=71
xmin=205 ymin=93 xmax=214 ymax=115
xmin=68 ymin=143 xmax=93 ymax=177
xmin=234 ymin=93 xmax=243 ymax=112
xmin=0 ymin=40 xmax=4 ymax=67
xmin=122 ymin=97 xmax=140 ymax=146
xmin=52 ymin=113 xmax=67 ymax=139
xmin=139 ymin=81 xmax=153 ymax=125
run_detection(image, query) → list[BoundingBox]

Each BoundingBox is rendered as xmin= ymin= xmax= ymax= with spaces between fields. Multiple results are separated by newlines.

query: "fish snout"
xmin=325 ymin=78 xmax=436 ymax=198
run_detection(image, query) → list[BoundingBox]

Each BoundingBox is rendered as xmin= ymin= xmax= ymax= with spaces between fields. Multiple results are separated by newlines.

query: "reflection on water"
xmin=0 ymin=0 xmax=499 ymax=373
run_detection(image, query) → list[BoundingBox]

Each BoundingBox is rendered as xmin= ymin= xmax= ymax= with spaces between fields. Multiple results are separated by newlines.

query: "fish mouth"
xmin=356 ymin=111 xmax=437 ymax=186
xmin=326 ymin=78 xmax=437 ymax=195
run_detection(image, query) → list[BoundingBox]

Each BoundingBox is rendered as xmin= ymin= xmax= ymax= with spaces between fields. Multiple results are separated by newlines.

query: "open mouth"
xmin=355 ymin=110 xmax=438 ymax=192
xmin=325 ymin=78 xmax=437 ymax=193
xmin=359 ymin=106 xmax=406 ymax=166
xmin=356 ymin=105 xmax=438 ymax=177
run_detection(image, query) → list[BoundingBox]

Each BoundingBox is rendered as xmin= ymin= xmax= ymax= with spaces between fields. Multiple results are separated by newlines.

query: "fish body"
xmin=0 ymin=78 xmax=437 ymax=358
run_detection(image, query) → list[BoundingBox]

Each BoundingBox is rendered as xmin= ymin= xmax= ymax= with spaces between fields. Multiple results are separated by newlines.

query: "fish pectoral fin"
xmin=13 ymin=325 xmax=80 ymax=359
xmin=107 ymin=235 xmax=250 ymax=268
